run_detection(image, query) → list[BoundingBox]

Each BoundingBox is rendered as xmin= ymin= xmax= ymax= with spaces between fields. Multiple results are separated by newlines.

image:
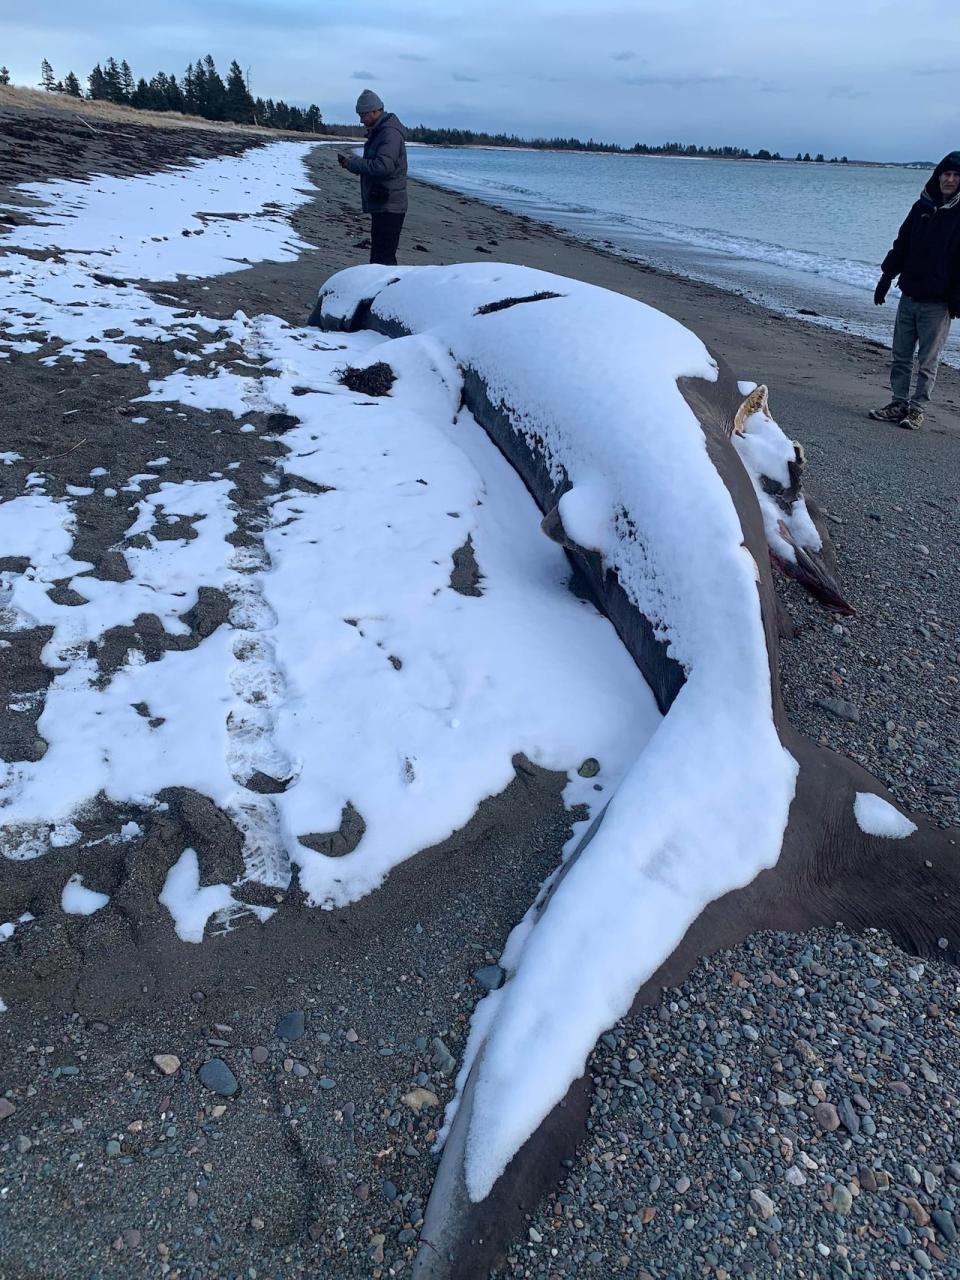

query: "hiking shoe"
xmin=899 ymin=406 xmax=924 ymax=430
xmin=869 ymin=399 xmax=908 ymax=422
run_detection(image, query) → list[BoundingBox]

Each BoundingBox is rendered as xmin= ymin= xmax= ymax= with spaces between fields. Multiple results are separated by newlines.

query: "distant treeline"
xmin=18 ymin=55 xmax=323 ymax=133
xmin=399 ymin=126 xmax=850 ymax=163
xmin=6 ymin=58 xmax=854 ymax=160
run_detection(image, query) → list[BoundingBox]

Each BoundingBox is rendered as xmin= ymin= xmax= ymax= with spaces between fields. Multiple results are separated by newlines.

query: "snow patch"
xmin=854 ymin=791 xmax=917 ymax=840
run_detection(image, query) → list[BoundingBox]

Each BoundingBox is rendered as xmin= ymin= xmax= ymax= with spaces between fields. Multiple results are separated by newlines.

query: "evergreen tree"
xmin=304 ymin=104 xmax=323 ymax=132
xmin=120 ymin=59 xmax=135 ymax=101
xmin=40 ymin=58 xmax=56 ymax=91
xmin=88 ymin=63 xmax=109 ymax=100
xmin=63 ymin=72 xmax=81 ymax=97
xmin=201 ymin=54 xmax=227 ymax=119
xmin=131 ymin=77 xmax=153 ymax=109
xmin=225 ymin=59 xmax=255 ymax=123
xmin=103 ymin=57 xmax=124 ymax=103
xmin=0 ymin=66 xmax=10 ymax=85
xmin=165 ymin=72 xmax=185 ymax=112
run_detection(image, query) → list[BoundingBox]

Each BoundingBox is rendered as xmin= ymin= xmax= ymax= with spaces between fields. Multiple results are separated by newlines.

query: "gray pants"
xmin=890 ymin=294 xmax=952 ymax=407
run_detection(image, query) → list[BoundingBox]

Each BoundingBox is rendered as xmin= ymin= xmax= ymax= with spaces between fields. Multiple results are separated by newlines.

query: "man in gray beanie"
xmin=338 ymin=90 xmax=408 ymax=265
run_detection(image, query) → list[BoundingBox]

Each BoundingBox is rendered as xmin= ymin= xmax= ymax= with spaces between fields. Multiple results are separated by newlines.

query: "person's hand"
xmin=337 ymin=152 xmax=349 ymax=168
xmin=874 ymin=276 xmax=891 ymax=306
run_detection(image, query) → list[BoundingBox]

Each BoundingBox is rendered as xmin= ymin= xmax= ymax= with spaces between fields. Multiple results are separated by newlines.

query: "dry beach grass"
xmin=0 ymin=99 xmax=958 ymax=1280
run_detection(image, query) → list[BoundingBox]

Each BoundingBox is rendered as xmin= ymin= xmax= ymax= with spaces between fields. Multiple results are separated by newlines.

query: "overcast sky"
xmin=4 ymin=0 xmax=959 ymax=161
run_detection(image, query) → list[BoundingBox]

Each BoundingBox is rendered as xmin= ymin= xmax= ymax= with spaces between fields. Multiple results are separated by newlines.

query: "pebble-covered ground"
xmin=497 ymin=927 xmax=960 ymax=1280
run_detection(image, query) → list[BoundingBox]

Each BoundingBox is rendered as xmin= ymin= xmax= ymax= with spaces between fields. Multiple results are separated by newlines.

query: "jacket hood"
xmin=923 ymin=151 xmax=960 ymax=207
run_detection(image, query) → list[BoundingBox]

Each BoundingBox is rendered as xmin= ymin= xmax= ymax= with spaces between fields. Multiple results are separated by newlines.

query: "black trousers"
xmin=369 ymin=211 xmax=405 ymax=265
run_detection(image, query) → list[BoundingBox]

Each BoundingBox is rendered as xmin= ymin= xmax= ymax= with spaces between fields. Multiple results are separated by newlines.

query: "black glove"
xmin=337 ymin=152 xmax=349 ymax=168
xmin=874 ymin=275 xmax=892 ymax=306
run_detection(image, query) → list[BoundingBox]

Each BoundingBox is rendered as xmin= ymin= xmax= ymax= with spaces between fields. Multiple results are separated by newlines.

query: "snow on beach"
xmin=0 ymin=139 xmax=875 ymax=1206
xmin=0 ymin=144 xmax=654 ymax=989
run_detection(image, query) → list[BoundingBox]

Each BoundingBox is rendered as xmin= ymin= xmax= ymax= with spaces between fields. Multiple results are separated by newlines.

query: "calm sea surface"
xmin=406 ymin=147 xmax=960 ymax=366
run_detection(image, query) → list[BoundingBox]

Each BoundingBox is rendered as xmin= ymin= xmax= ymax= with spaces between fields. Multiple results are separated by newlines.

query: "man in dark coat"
xmin=870 ymin=151 xmax=960 ymax=430
xmin=337 ymin=90 xmax=408 ymax=266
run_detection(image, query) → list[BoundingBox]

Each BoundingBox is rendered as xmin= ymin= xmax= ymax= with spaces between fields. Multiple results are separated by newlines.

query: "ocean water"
xmin=406 ymin=147 xmax=960 ymax=367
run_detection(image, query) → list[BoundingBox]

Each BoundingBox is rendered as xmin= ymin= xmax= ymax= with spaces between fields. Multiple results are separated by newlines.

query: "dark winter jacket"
xmin=344 ymin=112 xmax=408 ymax=214
xmin=881 ymin=151 xmax=960 ymax=310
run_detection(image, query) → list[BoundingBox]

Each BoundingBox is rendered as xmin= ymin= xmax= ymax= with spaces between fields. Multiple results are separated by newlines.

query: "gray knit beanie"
xmin=355 ymin=89 xmax=384 ymax=114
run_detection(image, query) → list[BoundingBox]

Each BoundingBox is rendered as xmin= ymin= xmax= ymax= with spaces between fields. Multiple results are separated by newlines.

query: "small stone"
xmin=675 ymin=1175 xmax=691 ymax=1194
xmin=275 ymin=1011 xmax=305 ymax=1041
xmin=814 ymin=696 xmax=860 ymax=723
xmin=710 ymin=1105 xmax=736 ymax=1128
xmin=251 ymin=1216 xmax=265 ymax=1231
xmin=904 ymin=1196 xmax=930 ymax=1226
xmin=186 ymin=1189 xmax=199 ymax=1208
xmin=859 ymin=1166 xmax=878 ymax=1192
xmin=529 ymin=1227 xmax=543 ymax=1243
xmin=932 ymin=1210 xmax=957 ymax=1243
xmin=382 ymin=1180 xmax=398 ymax=1202
xmin=252 ymin=1046 xmax=269 ymax=1064
xmin=211 ymin=1104 xmax=227 ymax=1118
xmin=152 ymin=1054 xmax=181 ymax=1076
xmin=785 ymin=1166 xmax=806 ymax=1186
xmin=15 ymin=1135 xmax=32 ymax=1154
xmin=345 ymin=1028 xmax=359 ymax=1043
xmin=401 ymin=1087 xmax=439 ymax=1112
xmin=0 ymin=1099 xmax=17 ymax=1121
xmin=122 ymin=1229 xmax=142 ymax=1249
xmin=832 ymin=1185 xmax=853 ymax=1216
xmin=432 ymin=1037 xmax=456 ymax=1076
xmin=837 ymin=1097 xmax=860 ymax=1135
xmin=473 ymin=964 xmax=505 ymax=992
xmin=197 ymin=1058 xmax=238 ymax=1097
xmin=106 ymin=1139 xmax=122 ymax=1157
xmin=751 ymin=1189 xmax=775 ymax=1220
xmin=577 ymin=758 xmax=600 ymax=778
xmin=813 ymin=1102 xmax=840 ymax=1132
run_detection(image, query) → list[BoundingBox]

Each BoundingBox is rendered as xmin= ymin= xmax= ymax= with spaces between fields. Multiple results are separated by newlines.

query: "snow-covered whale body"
xmin=312 ymin=263 xmax=960 ymax=1278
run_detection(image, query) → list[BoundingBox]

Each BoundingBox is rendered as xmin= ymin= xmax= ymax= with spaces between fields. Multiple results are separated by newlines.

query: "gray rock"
xmin=837 ymin=1097 xmax=860 ymax=1135
xmin=0 ymin=1099 xmax=16 ymax=1122
xmin=432 ymin=1037 xmax=456 ymax=1077
xmin=832 ymin=1184 xmax=853 ymax=1216
xmin=474 ymin=964 xmax=505 ymax=992
xmin=197 ymin=1059 xmax=238 ymax=1097
xmin=275 ymin=1010 xmax=305 ymax=1041
xmin=932 ymin=1210 xmax=957 ymax=1243
xmin=813 ymin=696 xmax=860 ymax=722
xmin=813 ymin=1102 xmax=841 ymax=1132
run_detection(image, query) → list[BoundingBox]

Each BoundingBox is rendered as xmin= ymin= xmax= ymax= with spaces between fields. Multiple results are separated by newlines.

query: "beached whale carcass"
xmin=311 ymin=263 xmax=960 ymax=1277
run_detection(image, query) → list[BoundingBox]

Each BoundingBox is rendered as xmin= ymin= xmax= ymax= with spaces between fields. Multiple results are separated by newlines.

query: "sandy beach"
xmin=1 ymin=102 xmax=958 ymax=1280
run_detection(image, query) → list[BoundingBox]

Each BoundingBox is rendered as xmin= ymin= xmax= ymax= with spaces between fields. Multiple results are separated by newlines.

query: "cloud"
xmin=452 ymin=72 xmax=479 ymax=83
xmin=620 ymin=71 xmax=734 ymax=88
xmin=610 ymin=50 xmax=637 ymax=61
xmin=398 ymin=53 xmax=430 ymax=62
xmin=351 ymin=70 xmax=377 ymax=80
